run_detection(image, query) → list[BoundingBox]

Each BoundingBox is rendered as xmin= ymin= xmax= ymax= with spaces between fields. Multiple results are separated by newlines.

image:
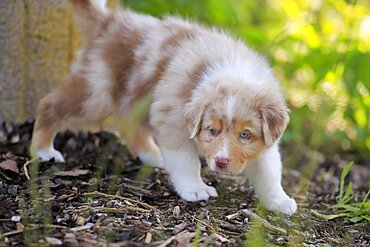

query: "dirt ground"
xmin=0 ymin=121 xmax=369 ymax=246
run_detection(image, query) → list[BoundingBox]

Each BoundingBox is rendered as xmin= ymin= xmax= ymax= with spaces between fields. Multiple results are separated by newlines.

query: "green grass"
xmin=192 ymin=212 xmax=204 ymax=247
xmin=312 ymin=162 xmax=370 ymax=222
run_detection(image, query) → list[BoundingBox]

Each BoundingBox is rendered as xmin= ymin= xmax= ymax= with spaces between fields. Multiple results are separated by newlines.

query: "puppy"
xmin=31 ymin=0 xmax=297 ymax=215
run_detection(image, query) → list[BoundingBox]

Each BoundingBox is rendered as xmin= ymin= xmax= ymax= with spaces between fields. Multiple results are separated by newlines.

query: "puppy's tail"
xmin=69 ymin=0 xmax=109 ymax=37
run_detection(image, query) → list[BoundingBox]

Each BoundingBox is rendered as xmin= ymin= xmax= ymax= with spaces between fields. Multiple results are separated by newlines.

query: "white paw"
xmin=37 ymin=148 xmax=65 ymax=162
xmin=266 ymin=196 xmax=297 ymax=215
xmin=173 ymin=179 xmax=218 ymax=202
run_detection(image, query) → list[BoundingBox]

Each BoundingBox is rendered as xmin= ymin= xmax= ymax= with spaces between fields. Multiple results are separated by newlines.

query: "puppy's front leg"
xmin=245 ymin=143 xmax=297 ymax=215
xmin=161 ymin=144 xmax=218 ymax=201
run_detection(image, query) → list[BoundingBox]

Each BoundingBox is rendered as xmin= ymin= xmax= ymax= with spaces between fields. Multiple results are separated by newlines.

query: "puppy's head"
xmin=185 ymin=80 xmax=289 ymax=175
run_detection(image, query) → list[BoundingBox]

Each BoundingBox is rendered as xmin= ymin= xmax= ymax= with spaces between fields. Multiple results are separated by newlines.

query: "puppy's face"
xmin=197 ymin=97 xmax=266 ymax=174
xmin=185 ymin=83 xmax=289 ymax=175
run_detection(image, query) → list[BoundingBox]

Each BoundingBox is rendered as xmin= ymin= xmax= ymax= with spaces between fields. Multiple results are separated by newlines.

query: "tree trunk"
xmin=0 ymin=0 xmax=119 ymax=123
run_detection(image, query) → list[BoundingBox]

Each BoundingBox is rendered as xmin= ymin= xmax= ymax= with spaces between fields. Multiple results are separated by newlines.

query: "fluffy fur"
xmin=30 ymin=0 xmax=297 ymax=215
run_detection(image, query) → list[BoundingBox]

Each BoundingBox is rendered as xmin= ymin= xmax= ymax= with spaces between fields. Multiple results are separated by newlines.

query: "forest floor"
xmin=0 ymin=121 xmax=369 ymax=246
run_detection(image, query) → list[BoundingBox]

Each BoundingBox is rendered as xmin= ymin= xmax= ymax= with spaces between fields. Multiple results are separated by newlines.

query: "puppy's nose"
xmin=215 ymin=157 xmax=229 ymax=169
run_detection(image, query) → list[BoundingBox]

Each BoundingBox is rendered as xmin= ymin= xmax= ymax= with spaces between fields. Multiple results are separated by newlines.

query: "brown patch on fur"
xmin=233 ymin=120 xmax=253 ymax=135
xmin=102 ymin=23 xmax=143 ymax=104
xmin=131 ymin=28 xmax=198 ymax=104
xmin=131 ymin=55 xmax=171 ymax=104
xmin=190 ymin=61 xmax=209 ymax=85
xmin=35 ymin=74 xmax=90 ymax=132
xmin=178 ymin=61 xmax=209 ymax=100
xmin=69 ymin=0 xmax=108 ymax=39
xmin=161 ymin=27 xmax=197 ymax=49
xmin=210 ymin=116 xmax=223 ymax=133
xmin=32 ymin=74 xmax=91 ymax=150
xmin=31 ymin=126 xmax=59 ymax=150
xmin=189 ymin=62 xmax=207 ymax=84
xmin=55 ymin=75 xmax=91 ymax=119
xmin=127 ymin=127 xmax=156 ymax=157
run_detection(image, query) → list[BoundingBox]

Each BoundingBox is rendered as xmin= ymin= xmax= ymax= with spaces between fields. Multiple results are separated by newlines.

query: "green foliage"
xmin=245 ymin=220 xmax=267 ymax=247
xmin=339 ymin=161 xmax=354 ymax=204
xmin=123 ymin=0 xmax=370 ymax=160
xmin=244 ymin=205 xmax=268 ymax=247
xmin=20 ymin=158 xmax=54 ymax=245
xmin=312 ymin=162 xmax=370 ymax=222
xmin=192 ymin=212 xmax=204 ymax=247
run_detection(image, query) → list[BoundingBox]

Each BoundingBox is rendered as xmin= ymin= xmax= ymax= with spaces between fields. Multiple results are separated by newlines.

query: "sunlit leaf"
xmin=339 ymin=162 xmax=353 ymax=201
xmin=350 ymin=216 xmax=364 ymax=223
xmin=342 ymin=182 xmax=354 ymax=201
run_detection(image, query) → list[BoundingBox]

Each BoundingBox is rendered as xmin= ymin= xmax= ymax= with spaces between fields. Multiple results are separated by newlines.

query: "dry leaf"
xmin=0 ymin=160 xmax=19 ymax=173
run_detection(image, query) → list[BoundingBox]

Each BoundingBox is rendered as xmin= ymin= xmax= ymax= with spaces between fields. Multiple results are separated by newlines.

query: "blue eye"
xmin=239 ymin=130 xmax=250 ymax=139
xmin=209 ymin=127 xmax=217 ymax=136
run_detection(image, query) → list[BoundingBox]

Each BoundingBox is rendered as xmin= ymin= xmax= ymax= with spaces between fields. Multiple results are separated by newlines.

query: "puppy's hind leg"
xmin=31 ymin=74 xmax=111 ymax=162
xmin=31 ymin=110 xmax=65 ymax=162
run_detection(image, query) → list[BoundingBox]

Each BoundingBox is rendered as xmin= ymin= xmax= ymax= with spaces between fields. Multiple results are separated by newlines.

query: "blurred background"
xmin=1 ymin=0 xmax=369 ymax=167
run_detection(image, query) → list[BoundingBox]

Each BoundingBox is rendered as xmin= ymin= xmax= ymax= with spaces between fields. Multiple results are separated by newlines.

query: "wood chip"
xmin=45 ymin=237 xmax=62 ymax=246
xmin=144 ymin=232 xmax=152 ymax=244
xmin=173 ymin=206 xmax=181 ymax=217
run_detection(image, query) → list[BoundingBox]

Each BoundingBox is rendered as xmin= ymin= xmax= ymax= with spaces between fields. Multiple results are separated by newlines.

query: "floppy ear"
xmin=260 ymin=105 xmax=289 ymax=148
xmin=184 ymin=101 xmax=205 ymax=139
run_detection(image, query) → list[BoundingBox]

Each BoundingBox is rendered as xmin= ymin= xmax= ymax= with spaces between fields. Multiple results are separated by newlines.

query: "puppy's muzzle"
xmin=215 ymin=157 xmax=229 ymax=169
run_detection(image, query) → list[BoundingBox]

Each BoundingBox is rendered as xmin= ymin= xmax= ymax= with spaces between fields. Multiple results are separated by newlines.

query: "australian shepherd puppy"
xmin=31 ymin=0 xmax=297 ymax=215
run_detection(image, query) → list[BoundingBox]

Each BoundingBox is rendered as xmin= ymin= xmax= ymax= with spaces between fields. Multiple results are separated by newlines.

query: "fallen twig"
xmin=2 ymin=224 xmax=69 ymax=237
xmin=83 ymin=191 xmax=159 ymax=212
xmin=240 ymin=209 xmax=269 ymax=224
xmin=225 ymin=212 xmax=239 ymax=220
xmin=240 ymin=209 xmax=287 ymax=235
xmin=3 ymin=229 xmax=23 ymax=237
xmin=28 ymin=224 xmax=68 ymax=229
xmin=23 ymin=157 xmax=38 ymax=180
xmin=76 ymin=205 xmax=150 ymax=213
xmin=70 ymin=224 xmax=94 ymax=232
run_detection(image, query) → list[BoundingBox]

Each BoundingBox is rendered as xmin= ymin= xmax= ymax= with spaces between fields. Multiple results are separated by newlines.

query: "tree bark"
xmin=0 ymin=0 xmax=119 ymax=123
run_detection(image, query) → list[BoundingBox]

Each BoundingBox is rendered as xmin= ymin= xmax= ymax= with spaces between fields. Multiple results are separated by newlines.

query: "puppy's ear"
xmin=184 ymin=101 xmax=205 ymax=139
xmin=260 ymin=105 xmax=289 ymax=148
